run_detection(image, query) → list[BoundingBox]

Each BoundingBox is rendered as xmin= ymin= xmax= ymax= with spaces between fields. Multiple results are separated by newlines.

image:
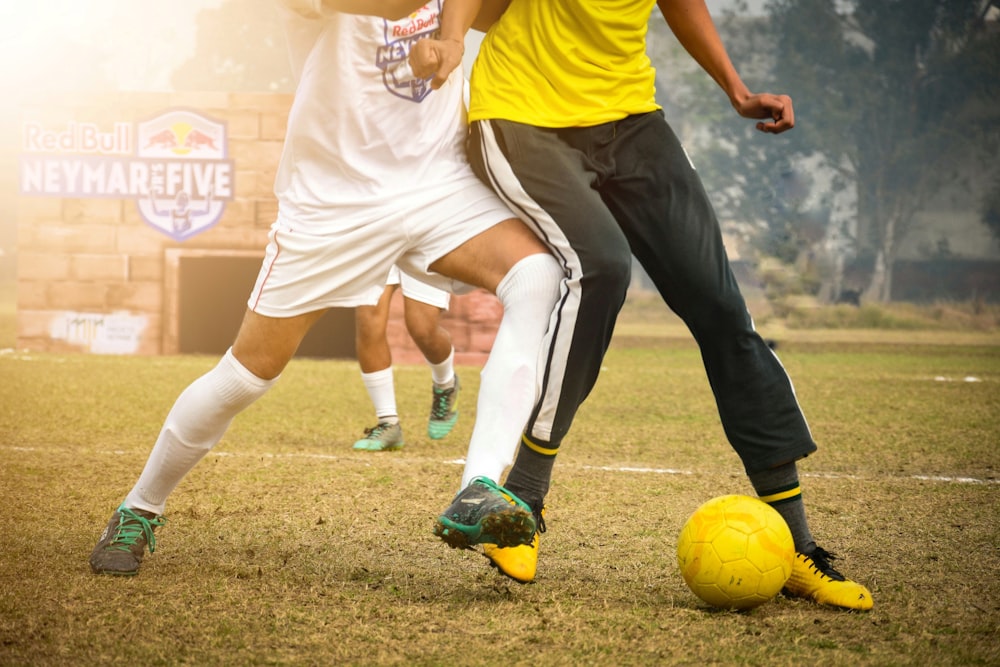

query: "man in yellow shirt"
xmin=415 ymin=0 xmax=873 ymax=611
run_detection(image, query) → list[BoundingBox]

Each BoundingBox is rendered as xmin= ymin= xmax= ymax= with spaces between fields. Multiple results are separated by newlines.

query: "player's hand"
xmin=409 ymin=38 xmax=464 ymax=90
xmin=733 ymin=93 xmax=795 ymax=134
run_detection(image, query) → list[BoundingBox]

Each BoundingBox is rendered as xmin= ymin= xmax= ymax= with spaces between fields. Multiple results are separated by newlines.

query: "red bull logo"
xmin=376 ymin=0 xmax=442 ymax=103
xmin=135 ymin=109 xmax=231 ymax=240
xmin=23 ymin=122 xmax=131 ymax=155
xmin=20 ymin=108 xmax=234 ymax=243
xmin=137 ymin=111 xmax=227 ymax=160
xmin=140 ymin=123 xmax=219 ymax=155
xmin=185 ymin=129 xmax=218 ymax=151
xmin=145 ymin=129 xmax=178 ymax=150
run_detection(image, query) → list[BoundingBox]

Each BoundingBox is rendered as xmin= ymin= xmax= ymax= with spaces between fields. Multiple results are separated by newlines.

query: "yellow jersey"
xmin=468 ymin=0 xmax=661 ymax=127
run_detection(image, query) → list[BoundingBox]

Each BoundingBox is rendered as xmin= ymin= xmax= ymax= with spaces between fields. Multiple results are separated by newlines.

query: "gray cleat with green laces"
xmin=90 ymin=504 xmax=166 ymax=576
xmin=353 ymin=421 xmax=405 ymax=451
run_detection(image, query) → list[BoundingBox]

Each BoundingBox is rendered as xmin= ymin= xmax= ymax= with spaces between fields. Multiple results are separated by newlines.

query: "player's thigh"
xmin=469 ymin=119 xmax=631 ymax=281
xmin=356 ymin=284 xmax=396 ymax=338
xmin=396 ymin=271 xmax=448 ymax=342
xmin=399 ymin=270 xmax=450 ymax=310
xmin=231 ymin=308 xmax=326 ymax=380
xmin=603 ymin=112 xmax=735 ymax=312
xmin=354 ymin=297 xmax=394 ymax=372
xmin=428 ymin=218 xmax=549 ymax=294
xmin=402 ymin=297 xmax=445 ymax=345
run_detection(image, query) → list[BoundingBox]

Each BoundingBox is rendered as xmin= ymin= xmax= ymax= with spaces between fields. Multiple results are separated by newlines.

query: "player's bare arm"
xmin=656 ymin=0 xmax=794 ymax=134
xmin=409 ymin=0 xmax=478 ymax=88
xmin=280 ymin=0 xmax=430 ymax=20
xmin=410 ymin=0 xmax=510 ymax=89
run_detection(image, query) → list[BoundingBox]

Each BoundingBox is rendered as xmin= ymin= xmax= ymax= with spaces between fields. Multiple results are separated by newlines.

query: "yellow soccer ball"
xmin=677 ymin=494 xmax=795 ymax=610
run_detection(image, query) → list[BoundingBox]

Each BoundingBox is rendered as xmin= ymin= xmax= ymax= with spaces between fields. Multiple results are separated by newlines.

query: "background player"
xmin=352 ymin=267 xmax=461 ymax=451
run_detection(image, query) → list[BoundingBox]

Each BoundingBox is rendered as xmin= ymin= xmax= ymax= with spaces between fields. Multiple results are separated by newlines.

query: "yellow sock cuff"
xmin=521 ymin=434 xmax=559 ymax=457
xmin=758 ymin=483 xmax=801 ymax=506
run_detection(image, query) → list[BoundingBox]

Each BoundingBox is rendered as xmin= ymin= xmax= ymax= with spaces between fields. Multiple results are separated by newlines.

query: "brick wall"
xmin=385 ymin=288 xmax=501 ymax=366
xmin=15 ymin=91 xmax=500 ymax=364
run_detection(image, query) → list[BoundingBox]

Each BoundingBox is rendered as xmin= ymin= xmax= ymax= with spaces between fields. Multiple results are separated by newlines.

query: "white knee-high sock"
xmin=461 ymin=253 xmax=563 ymax=488
xmin=428 ymin=347 xmax=455 ymax=387
xmin=361 ymin=367 xmax=398 ymax=422
xmin=125 ymin=348 xmax=277 ymax=514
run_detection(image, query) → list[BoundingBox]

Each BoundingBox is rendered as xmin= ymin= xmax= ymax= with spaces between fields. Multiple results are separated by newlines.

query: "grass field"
xmin=1 ymin=291 xmax=999 ymax=665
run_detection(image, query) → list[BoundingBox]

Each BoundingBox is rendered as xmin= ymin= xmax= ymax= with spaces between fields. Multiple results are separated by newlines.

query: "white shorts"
xmin=386 ymin=266 xmax=451 ymax=310
xmin=247 ymin=175 xmax=513 ymax=317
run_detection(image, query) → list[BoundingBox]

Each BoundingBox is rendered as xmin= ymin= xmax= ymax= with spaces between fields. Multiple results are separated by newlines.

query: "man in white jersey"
xmin=351 ymin=267 xmax=461 ymax=452
xmin=89 ymin=0 xmax=564 ymax=576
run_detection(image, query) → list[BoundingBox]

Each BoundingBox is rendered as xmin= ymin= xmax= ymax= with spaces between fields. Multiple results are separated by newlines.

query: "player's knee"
xmin=404 ymin=319 xmax=440 ymax=346
xmin=583 ymin=249 xmax=631 ymax=299
xmin=691 ymin=297 xmax=755 ymax=339
xmin=497 ymin=253 xmax=564 ymax=308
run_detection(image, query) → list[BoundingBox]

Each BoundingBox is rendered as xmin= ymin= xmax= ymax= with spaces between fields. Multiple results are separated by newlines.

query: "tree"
xmin=170 ymin=0 xmax=295 ymax=93
xmin=656 ymin=1 xmax=1000 ymax=302
xmin=769 ymin=0 xmax=1000 ymax=301
xmin=982 ymin=174 xmax=1000 ymax=241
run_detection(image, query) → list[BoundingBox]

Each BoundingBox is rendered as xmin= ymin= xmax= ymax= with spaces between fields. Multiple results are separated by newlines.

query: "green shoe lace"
xmin=428 ymin=377 xmax=460 ymax=440
xmin=353 ymin=421 xmax=404 ymax=450
xmin=365 ymin=423 xmax=393 ymax=439
xmin=110 ymin=505 xmax=166 ymax=554
xmin=430 ymin=386 xmax=457 ymax=421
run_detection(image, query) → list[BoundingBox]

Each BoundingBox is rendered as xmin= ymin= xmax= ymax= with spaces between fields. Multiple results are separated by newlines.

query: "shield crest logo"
xmin=135 ymin=109 xmax=234 ymax=241
xmin=377 ymin=1 xmax=443 ymax=103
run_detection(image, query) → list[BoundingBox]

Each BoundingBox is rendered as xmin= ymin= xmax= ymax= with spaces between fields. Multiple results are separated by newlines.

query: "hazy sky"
xmin=0 ymin=0 xmax=765 ymax=93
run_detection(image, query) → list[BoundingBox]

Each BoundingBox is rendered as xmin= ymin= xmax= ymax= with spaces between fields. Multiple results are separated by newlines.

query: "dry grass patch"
xmin=2 ymin=339 xmax=998 ymax=665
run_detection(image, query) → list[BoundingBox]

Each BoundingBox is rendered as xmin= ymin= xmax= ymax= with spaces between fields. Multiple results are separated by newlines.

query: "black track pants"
xmin=469 ymin=111 xmax=816 ymax=473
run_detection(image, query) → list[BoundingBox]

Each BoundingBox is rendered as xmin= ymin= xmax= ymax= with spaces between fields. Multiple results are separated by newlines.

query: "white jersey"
xmin=249 ymin=2 xmax=515 ymax=314
xmin=275 ymin=1 xmax=468 ymax=226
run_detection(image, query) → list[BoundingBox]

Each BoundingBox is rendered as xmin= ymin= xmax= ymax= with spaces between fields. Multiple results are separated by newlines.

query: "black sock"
xmin=748 ymin=462 xmax=816 ymax=554
xmin=502 ymin=435 xmax=556 ymax=510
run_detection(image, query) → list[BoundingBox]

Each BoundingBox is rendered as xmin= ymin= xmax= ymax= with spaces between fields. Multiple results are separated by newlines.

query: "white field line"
xmin=3 ymin=446 xmax=998 ymax=486
xmin=579 ymin=465 xmax=1000 ymax=486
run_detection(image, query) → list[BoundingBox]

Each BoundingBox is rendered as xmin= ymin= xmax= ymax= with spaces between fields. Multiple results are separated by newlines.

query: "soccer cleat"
xmin=783 ymin=546 xmax=874 ymax=610
xmin=434 ymin=476 xmax=535 ymax=549
xmin=89 ymin=504 xmax=166 ymax=576
xmin=353 ymin=421 xmax=404 ymax=451
xmin=483 ymin=507 xmax=545 ymax=583
xmin=427 ymin=376 xmax=460 ymax=440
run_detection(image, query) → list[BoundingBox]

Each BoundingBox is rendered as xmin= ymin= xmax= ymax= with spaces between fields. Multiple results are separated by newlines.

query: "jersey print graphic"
xmin=376 ymin=1 xmax=442 ymax=103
